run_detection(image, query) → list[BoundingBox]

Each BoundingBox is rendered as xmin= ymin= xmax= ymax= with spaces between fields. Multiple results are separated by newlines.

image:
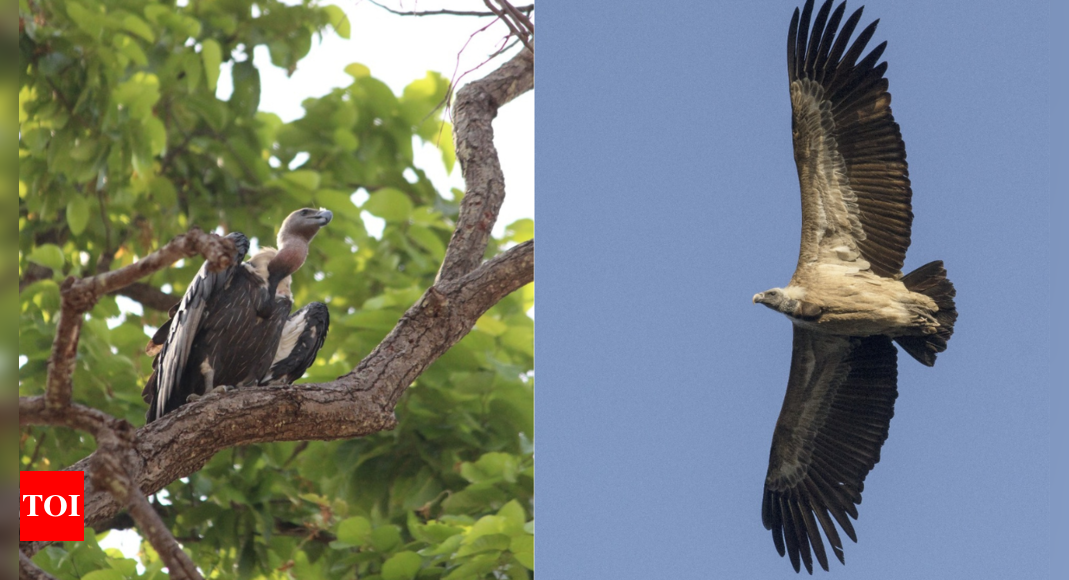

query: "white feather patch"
xmin=272 ymin=310 xmax=306 ymax=365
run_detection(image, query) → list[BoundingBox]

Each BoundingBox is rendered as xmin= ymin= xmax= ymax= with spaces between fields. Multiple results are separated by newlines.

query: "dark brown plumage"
xmin=143 ymin=208 xmax=332 ymax=422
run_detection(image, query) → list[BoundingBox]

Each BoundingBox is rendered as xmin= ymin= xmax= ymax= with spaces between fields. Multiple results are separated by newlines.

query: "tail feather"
xmin=895 ymin=260 xmax=957 ymax=366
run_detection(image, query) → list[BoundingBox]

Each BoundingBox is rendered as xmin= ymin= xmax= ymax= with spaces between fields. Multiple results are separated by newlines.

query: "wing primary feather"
xmin=799 ymin=497 xmax=829 ymax=572
xmin=788 ymin=8 xmax=801 ymax=80
xmin=804 ymin=0 xmax=833 ymax=76
xmin=814 ymin=2 xmax=847 ymax=84
xmin=780 ymin=495 xmax=803 ymax=572
xmin=788 ymin=497 xmax=815 ymax=574
xmin=796 ymin=0 xmax=814 ymax=82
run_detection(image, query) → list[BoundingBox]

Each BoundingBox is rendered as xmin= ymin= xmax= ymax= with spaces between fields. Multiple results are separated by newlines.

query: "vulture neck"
xmin=265 ymin=233 xmax=308 ymax=304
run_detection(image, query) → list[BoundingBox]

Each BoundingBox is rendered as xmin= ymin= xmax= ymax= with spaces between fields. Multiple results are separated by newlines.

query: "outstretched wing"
xmin=261 ymin=301 xmax=329 ymax=385
xmin=143 ymin=232 xmax=249 ymax=422
xmin=788 ymin=0 xmax=913 ymax=279
xmin=763 ymin=326 xmax=898 ymax=573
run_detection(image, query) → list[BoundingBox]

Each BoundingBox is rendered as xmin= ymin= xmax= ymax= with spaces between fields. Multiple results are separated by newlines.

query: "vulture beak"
xmin=752 ymin=292 xmax=764 ymax=305
xmin=315 ymin=209 xmax=333 ymax=226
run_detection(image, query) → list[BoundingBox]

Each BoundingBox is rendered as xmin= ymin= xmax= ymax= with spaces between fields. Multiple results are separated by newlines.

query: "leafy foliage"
xmin=19 ymin=1 xmax=533 ymax=578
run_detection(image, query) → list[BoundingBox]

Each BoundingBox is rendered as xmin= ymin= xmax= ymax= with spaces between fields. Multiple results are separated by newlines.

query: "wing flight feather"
xmin=762 ymin=326 xmax=898 ymax=572
xmin=142 ymin=232 xmax=249 ymax=422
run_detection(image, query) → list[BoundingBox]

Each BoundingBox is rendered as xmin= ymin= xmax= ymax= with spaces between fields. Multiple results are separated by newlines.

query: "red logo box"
xmin=20 ymin=471 xmax=85 ymax=542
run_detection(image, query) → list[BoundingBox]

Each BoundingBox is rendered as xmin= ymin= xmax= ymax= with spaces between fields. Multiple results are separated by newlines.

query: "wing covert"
xmin=789 ymin=0 xmax=913 ymax=278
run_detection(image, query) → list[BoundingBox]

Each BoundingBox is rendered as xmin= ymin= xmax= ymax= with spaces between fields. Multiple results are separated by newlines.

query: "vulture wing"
xmin=142 ymin=232 xmax=250 ymax=422
xmin=788 ymin=0 xmax=913 ymax=279
xmin=763 ymin=326 xmax=898 ymax=573
xmin=262 ymin=302 xmax=329 ymax=385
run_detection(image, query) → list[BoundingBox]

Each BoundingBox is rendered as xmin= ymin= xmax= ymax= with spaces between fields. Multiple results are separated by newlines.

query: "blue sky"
xmin=536 ymin=1 xmax=1055 ymax=578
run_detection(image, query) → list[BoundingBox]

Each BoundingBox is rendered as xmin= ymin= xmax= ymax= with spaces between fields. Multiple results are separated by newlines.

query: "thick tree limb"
xmin=439 ymin=47 xmax=533 ymax=281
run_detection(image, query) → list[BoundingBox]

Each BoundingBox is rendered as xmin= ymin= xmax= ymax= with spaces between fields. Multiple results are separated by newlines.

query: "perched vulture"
xmin=143 ymin=208 xmax=333 ymax=423
xmin=752 ymin=0 xmax=958 ymax=573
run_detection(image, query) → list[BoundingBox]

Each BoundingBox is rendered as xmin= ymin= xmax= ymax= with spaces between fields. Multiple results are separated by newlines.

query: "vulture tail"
xmin=895 ymin=260 xmax=957 ymax=366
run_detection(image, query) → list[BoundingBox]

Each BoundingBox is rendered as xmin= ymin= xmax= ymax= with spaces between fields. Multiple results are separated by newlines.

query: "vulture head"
xmin=754 ymin=288 xmax=789 ymax=311
xmin=753 ymin=287 xmax=820 ymax=320
xmin=266 ymin=208 xmax=333 ymax=298
xmin=278 ymin=208 xmax=333 ymax=247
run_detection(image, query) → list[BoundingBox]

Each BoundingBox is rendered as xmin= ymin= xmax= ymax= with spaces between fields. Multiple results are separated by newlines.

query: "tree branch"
xmin=20 ymin=550 xmax=59 ymax=580
xmin=439 ymin=47 xmax=534 ymax=281
xmin=42 ymin=229 xmax=235 ymax=408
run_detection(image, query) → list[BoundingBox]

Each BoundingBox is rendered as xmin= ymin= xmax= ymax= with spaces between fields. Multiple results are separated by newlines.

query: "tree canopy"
xmin=18 ymin=1 xmax=534 ymax=578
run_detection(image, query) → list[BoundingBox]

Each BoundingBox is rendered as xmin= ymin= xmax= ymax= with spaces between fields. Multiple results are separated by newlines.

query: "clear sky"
xmin=536 ymin=1 xmax=1054 ymax=578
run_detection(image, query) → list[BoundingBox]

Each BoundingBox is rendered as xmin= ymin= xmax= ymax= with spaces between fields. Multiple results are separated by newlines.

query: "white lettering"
xmin=68 ymin=494 xmax=80 ymax=517
xmin=22 ymin=494 xmax=43 ymax=516
xmin=43 ymin=495 xmax=68 ymax=517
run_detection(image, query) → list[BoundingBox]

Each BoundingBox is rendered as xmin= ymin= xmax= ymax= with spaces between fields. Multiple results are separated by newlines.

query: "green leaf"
xmin=442 ymin=553 xmax=499 ymax=580
xmin=408 ymin=225 xmax=445 ymax=260
xmin=505 ymin=219 xmax=533 ymax=243
xmin=282 ymin=170 xmax=321 ymax=192
xmin=66 ymin=2 xmax=106 ymax=39
xmin=335 ymin=516 xmax=371 ymax=547
xmin=28 ymin=244 xmax=65 ymax=270
xmin=201 ymin=39 xmax=222 ymax=92
xmin=66 ymin=197 xmax=90 ymax=235
xmin=371 ymin=525 xmax=402 ymax=552
xmin=143 ymin=116 xmax=167 ymax=156
xmin=229 ymin=61 xmax=261 ymax=116
xmin=364 ymin=188 xmax=413 ymax=222
xmin=80 ymin=569 xmax=124 ymax=580
xmin=122 ymin=14 xmax=155 ymax=42
xmin=496 ymin=500 xmax=527 ymax=536
xmin=381 ymin=551 xmax=422 ymax=580
xmin=456 ymin=533 xmax=509 ymax=557
xmin=475 ymin=315 xmax=507 ymax=337
xmin=345 ymin=63 xmax=370 ymax=79
xmin=510 ymin=535 xmax=533 ymax=570
xmin=324 ymin=5 xmax=351 ymax=39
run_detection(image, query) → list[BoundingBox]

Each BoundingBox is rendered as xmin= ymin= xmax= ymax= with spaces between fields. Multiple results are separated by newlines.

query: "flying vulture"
xmin=752 ymin=0 xmax=958 ymax=573
xmin=142 ymin=208 xmax=333 ymax=422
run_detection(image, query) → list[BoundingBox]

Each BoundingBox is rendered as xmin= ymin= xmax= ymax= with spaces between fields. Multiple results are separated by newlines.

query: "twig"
xmin=482 ymin=0 xmax=533 ymax=54
xmin=367 ymin=0 xmax=533 ymax=18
